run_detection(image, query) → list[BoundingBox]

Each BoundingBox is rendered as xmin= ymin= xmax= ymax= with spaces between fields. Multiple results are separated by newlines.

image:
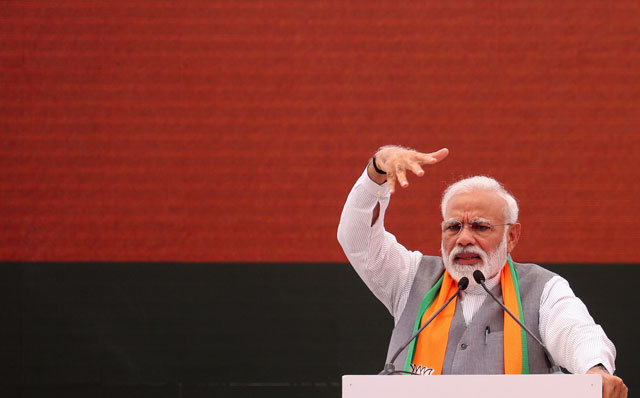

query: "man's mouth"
xmin=454 ymin=252 xmax=482 ymax=265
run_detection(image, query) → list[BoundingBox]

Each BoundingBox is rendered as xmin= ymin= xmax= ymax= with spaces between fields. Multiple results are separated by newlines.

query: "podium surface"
xmin=343 ymin=374 xmax=601 ymax=398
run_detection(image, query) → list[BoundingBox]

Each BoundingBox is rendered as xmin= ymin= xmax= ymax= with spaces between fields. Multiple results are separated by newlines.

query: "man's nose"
xmin=456 ymin=224 xmax=476 ymax=246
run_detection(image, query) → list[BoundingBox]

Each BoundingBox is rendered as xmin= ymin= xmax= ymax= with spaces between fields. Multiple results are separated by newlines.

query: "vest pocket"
xmin=482 ymin=330 xmax=505 ymax=374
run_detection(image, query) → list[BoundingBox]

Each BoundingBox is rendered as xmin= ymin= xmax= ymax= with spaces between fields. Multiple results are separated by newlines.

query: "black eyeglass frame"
xmin=441 ymin=219 xmax=513 ymax=236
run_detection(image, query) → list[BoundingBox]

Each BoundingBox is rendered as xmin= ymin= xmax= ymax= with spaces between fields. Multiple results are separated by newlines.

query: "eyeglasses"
xmin=441 ymin=219 xmax=513 ymax=237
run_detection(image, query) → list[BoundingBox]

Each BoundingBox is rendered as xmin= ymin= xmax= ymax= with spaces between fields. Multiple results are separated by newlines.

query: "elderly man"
xmin=337 ymin=146 xmax=627 ymax=398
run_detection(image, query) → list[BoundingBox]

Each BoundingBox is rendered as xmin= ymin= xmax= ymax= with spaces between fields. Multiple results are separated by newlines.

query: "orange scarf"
xmin=406 ymin=259 xmax=529 ymax=374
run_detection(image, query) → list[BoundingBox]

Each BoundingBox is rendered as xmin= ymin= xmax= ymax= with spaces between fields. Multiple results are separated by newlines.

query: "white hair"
xmin=440 ymin=176 xmax=519 ymax=223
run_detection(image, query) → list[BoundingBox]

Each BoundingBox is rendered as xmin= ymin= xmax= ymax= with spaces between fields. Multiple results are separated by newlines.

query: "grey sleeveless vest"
xmin=385 ymin=255 xmax=556 ymax=374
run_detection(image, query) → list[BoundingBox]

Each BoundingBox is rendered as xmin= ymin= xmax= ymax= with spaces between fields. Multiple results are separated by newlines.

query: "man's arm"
xmin=539 ymin=276 xmax=627 ymax=397
xmin=337 ymin=146 xmax=449 ymax=321
xmin=337 ymin=165 xmax=421 ymax=321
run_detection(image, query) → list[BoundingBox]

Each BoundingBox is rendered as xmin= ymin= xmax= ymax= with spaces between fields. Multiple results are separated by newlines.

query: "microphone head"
xmin=473 ymin=270 xmax=486 ymax=284
xmin=458 ymin=277 xmax=469 ymax=290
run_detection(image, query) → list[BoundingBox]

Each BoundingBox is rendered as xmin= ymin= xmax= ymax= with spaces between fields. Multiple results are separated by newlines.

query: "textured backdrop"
xmin=2 ymin=1 xmax=639 ymax=263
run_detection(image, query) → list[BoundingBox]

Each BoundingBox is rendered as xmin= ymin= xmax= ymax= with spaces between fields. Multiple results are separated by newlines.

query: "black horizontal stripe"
xmin=0 ymin=262 xmax=637 ymax=395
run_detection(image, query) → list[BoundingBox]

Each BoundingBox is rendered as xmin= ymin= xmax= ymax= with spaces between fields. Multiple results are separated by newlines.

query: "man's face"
xmin=440 ymin=190 xmax=519 ymax=282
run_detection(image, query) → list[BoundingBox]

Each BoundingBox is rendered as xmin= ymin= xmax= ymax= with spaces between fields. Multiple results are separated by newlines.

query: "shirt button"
xmin=460 ymin=343 xmax=468 ymax=350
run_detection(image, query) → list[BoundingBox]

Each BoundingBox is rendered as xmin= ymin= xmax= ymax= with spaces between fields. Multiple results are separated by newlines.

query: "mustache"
xmin=449 ymin=245 xmax=487 ymax=258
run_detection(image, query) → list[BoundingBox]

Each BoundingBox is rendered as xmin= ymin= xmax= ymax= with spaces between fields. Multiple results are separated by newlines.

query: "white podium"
xmin=343 ymin=374 xmax=601 ymax=398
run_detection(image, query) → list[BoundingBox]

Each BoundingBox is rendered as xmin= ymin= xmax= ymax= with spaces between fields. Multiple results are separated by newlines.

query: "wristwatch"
xmin=372 ymin=155 xmax=387 ymax=175
xmin=592 ymin=364 xmax=610 ymax=374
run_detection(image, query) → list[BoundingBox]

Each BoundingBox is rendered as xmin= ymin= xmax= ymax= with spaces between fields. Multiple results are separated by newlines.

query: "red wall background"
xmin=2 ymin=1 xmax=639 ymax=263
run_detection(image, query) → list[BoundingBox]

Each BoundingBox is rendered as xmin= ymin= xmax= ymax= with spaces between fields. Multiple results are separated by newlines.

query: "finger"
xmin=428 ymin=148 xmax=449 ymax=162
xmin=407 ymin=162 xmax=424 ymax=177
xmin=602 ymin=381 xmax=612 ymax=398
xmin=394 ymin=163 xmax=410 ymax=188
xmin=616 ymin=378 xmax=628 ymax=398
xmin=387 ymin=171 xmax=397 ymax=194
xmin=602 ymin=377 xmax=613 ymax=398
xmin=413 ymin=148 xmax=448 ymax=165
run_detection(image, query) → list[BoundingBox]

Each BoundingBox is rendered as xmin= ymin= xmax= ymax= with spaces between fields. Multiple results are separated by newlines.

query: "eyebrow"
xmin=443 ymin=217 xmax=492 ymax=224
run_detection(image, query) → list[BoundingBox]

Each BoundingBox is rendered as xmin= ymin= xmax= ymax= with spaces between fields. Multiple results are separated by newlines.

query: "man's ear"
xmin=507 ymin=223 xmax=521 ymax=253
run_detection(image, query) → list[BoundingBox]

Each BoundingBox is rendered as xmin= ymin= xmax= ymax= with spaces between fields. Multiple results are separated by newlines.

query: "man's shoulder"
xmin=414 ymin=255 xmax=446 ymax=281
xmin=512 ymin=260 xmax=558 ymax=283
xmin=417 ymin=254 xmax=445 ymax=269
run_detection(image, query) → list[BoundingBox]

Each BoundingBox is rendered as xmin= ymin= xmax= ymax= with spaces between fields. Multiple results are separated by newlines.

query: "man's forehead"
xmin=444 ymin=190 xmax=507 ymax=220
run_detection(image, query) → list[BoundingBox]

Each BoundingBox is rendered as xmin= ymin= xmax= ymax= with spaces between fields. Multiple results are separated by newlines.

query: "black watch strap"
xmin=372 ymin=155 xmax=387 ymax=175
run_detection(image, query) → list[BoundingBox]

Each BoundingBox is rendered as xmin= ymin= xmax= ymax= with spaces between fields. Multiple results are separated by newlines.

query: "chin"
xmin=445 ymin=262 xmax=486 ymax=282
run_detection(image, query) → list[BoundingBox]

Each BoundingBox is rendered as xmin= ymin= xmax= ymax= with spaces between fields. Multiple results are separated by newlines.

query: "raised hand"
xmin=369 ymin=146 xmax=449 ymax=194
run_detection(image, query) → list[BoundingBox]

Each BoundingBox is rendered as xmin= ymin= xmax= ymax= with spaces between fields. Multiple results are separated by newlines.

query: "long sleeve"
xmin=337 ymin=168 xmax=423 ymax=323
xmin=539 ymin=275 xmax=617 ymax=374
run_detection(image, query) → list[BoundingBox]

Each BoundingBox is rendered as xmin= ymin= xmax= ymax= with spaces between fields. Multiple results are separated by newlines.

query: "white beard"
xmin=441 ymin=233 xmax=508 ymax=284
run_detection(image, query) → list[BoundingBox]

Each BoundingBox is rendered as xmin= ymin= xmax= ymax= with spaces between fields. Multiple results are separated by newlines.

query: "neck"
xmin=463 ymin=270 xmax=501 ymax=296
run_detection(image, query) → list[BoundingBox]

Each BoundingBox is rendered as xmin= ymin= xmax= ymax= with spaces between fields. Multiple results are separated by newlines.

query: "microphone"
xmin=472 ymin=270 xmax=563 ymax=374
xmin=379 ymin=276 xmax=469 ymax=375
